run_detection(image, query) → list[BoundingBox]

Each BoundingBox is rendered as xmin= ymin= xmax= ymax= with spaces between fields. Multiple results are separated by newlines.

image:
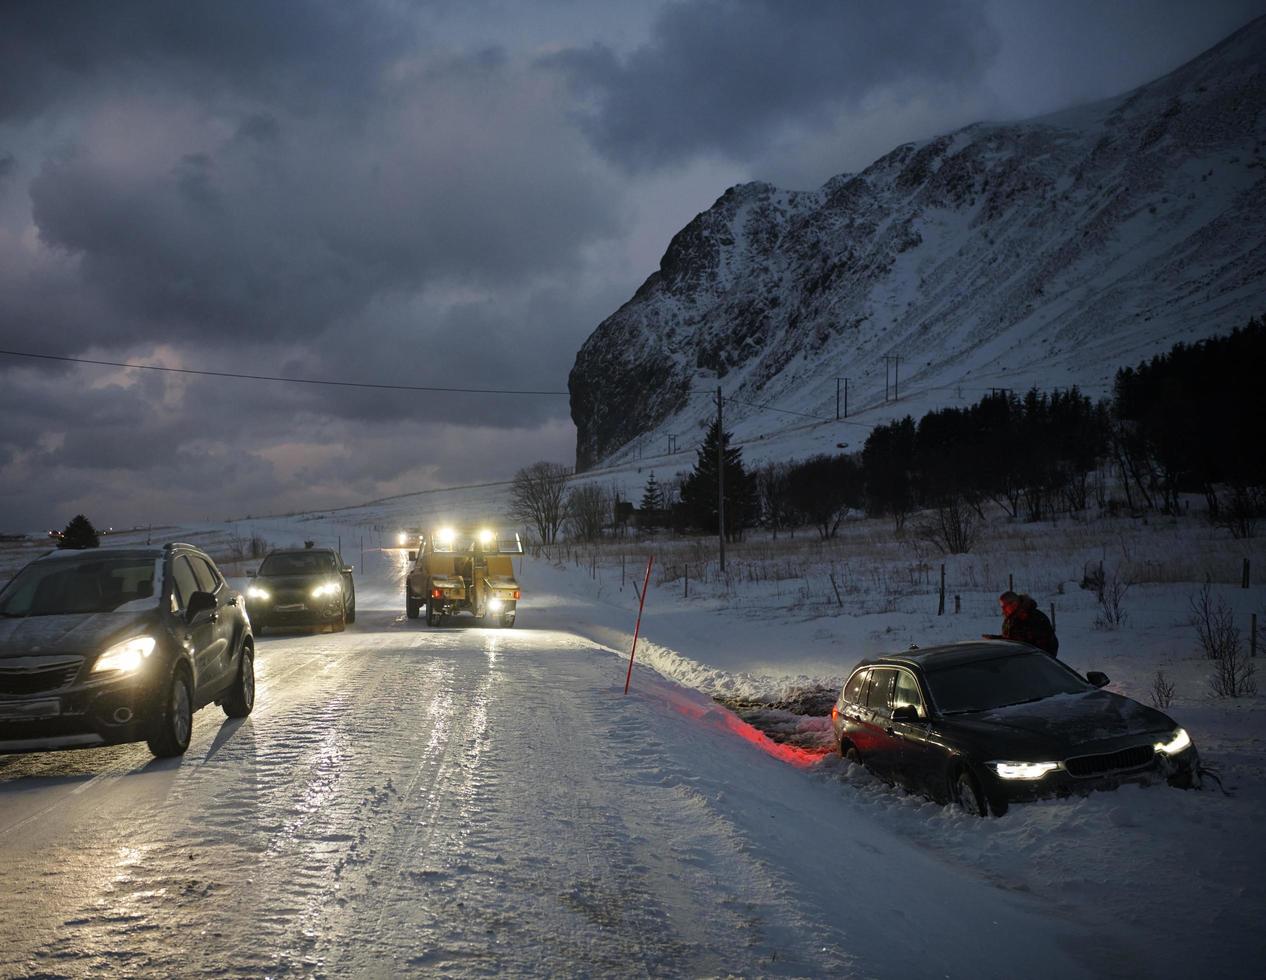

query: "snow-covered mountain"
xmin=569 ymin=17 xmax=1266 ymax=472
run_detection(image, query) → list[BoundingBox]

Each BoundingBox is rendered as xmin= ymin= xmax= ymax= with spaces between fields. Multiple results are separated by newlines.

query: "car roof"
xmin=265 ymin=548 xmax=335 ymax=556
xmin=856 ymin=640 xmax=1040 ymax=673
xmin=34 ymin=546 xmax=166 ymax=563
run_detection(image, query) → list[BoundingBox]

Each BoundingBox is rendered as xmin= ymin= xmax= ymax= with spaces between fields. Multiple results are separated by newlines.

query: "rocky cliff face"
xmin=569 ymin=17 xmax=1266 ymax=471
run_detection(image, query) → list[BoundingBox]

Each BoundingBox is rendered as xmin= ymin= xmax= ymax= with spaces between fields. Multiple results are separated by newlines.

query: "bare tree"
xmin=1149 ymin=670 xmax=1175 ymax=708
xmin=1094 ymin=573 xmax=1130 ymax=629
xmin=567 ymin=483 xmax=609 ymax=542
xmin=509 ymin=462 xmax=570 ymax=544
xmin=914 ymin=496 xmax=979 ymax=554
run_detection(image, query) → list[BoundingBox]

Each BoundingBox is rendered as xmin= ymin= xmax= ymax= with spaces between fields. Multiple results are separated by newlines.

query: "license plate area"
xmin=0 ymin=699 xmax=61 ymax=720
xmin=276 ymin=603 xmax=306 ymax=612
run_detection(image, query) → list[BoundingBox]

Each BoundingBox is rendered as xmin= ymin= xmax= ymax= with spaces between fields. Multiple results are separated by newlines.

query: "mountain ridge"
xmin=569 ymin=15 xmax=1266 ymax=471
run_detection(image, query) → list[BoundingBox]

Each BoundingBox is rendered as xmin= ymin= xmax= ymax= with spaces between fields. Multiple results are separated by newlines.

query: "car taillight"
xmin=431 ymin=588 xmax=444 ymax=599
xmin=513 ymin=590 xmax=521 ymax=600
xmin=831 ymin=705 xmax=839 ymax=720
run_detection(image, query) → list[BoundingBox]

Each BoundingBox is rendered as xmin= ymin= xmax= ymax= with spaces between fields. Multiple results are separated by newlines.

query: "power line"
xmin=0 ymin=348 xmax=570 ymax=396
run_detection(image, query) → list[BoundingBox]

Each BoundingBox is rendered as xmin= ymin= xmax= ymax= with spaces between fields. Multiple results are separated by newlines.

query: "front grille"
xmin=0 ymin=663 xmax=81 ymax=697
xmin=1064 ymin=744 xmax=1155 ymax=778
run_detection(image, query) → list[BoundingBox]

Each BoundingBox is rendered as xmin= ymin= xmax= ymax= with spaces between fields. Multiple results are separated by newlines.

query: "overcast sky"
xmin=1 ymin=0 xmax=1261 ymax=531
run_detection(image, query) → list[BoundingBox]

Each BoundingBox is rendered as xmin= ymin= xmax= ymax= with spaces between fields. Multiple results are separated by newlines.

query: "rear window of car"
xmin=842 ymin=669 xmax=868 ymax=706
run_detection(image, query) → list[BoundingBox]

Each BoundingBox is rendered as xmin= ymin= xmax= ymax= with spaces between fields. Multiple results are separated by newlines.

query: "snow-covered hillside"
xmin=569 ymin=16 xmax=1266 ymax=471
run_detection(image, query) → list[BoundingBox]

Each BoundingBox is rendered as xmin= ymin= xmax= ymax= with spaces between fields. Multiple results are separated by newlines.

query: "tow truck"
xmin=405 ymin=526 xmax=522 ymax=627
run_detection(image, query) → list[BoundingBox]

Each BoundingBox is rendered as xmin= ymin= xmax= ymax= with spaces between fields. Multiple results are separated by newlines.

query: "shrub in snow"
xmin=1149 ymin=670 xmax=1175 ymax=708
xmin=914 ymin=496 xmax=979 ymax=554
xmin=1094 ymin=572 xmax=1130 ymax=629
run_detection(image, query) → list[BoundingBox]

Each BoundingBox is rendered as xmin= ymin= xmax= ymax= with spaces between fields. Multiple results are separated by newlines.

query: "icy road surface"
xmin=1 ymin=565 xmax=1113 ymax=978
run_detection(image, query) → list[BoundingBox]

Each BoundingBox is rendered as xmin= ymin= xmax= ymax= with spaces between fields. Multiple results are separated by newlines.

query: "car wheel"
xmin=222 ymin=644 xmax=255 ymax=719
xmin=346 ymin=597 xmax=356 ymax=624
xmin=406 ymin=594 xmax=420 ymax=619
xmin=330 ymin=607 xmax=346 ymax=632
xmin=952 ymin=766 xmax=989 ymax=817
xmin=844 ymin=744 xmax=863 ymax=766
xmin=147 ymin=665 xmax=193 ymax=758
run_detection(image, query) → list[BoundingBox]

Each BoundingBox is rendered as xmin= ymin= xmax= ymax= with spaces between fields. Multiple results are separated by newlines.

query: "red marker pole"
xmin=624 ymin=555 xmax=655 ymax=695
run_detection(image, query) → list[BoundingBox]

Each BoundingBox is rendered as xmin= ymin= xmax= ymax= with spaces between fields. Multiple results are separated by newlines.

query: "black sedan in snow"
xmin=0 ymin=543 xmax=254 ymax=757
xmin=245 ymin=548 xmax=355 ymax=633
xmin=831 ymin=640 xmax=1198 ymax=816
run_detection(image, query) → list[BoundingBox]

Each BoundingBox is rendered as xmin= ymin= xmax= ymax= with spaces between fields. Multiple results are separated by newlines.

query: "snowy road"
xmin=1 ymin=560 xmax=1116 ymax=978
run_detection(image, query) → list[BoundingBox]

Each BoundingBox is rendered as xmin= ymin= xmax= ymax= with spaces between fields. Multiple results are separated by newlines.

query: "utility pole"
xmin=716 ymin=387 xmax=726 ymax=574
xmin=884 ymin=355 xmax=901 ymax=401
xmin=835 ymin=377 xmax=849 ymax=420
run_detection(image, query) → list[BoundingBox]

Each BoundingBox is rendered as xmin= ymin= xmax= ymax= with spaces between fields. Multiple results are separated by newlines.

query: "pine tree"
xmin=680 ymin=420 xmax=755 ymax=541
xmin=58 ymin=514 xmax=100 ymax=549
xmin=640 ymin=472 xmax=664 ymax=512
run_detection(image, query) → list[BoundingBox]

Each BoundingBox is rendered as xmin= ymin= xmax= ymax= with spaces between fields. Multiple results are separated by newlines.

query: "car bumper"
xmin=980 ymin=745 xmax=1200 ymax=808
xmin=247 ymin=600 xmax=342 ymax=626
xmin=0 ymin=668 xmax=166 ymax=754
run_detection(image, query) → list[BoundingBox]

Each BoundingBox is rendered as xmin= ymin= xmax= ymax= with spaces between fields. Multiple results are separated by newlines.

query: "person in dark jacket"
xmin=993 ymin=590 xmax=1059 ymax=657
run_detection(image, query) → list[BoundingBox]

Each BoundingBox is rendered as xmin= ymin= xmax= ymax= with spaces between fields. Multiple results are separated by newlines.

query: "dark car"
xmin=245 ymin=548 xmax=355 ymax=633
xmin=0 ymin=543 xmax=254 ymax=757
xmin=831 ymin=640 xmax=1198 ymax=817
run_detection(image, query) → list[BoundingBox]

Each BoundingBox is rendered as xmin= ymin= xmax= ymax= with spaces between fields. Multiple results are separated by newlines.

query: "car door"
xmin=188 ymin=553 xmax=236 ymax=690
xmin=335 ymin=552 xmax=354 ymax=613
xmin=852 ymin=668 xmax=898 ymax=775
xmin=889 ymin=667 xmax=937 ymax=793
xmin=170 ymin=554 xmax=223 ymax=703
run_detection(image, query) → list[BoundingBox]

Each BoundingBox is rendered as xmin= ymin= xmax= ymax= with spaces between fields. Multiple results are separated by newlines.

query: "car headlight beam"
xmin=311 ymin=581 xmax=342 ymax=599
xmin=93 ymin=635 xmax=157 ymax=674
xmin=1155 ymin=728 xmax=1191 ymax=756
xmin=247 ymin=585 xmax=271 ymax=601
xmin=988 ymin=760 xmax=1059 ymax=780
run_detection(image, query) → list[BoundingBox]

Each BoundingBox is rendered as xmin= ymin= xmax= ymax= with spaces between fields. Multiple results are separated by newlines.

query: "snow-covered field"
xmin=1 ymin=497 xmax=1263 ymax=976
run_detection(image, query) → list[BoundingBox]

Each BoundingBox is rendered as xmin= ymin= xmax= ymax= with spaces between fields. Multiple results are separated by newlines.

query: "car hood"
xmin=945 ymin=690 xmax=1176 ymax=745
xmin=0 ymin=610 xmax=158 ymax=659
xmin=254 ymin=574 xmax=336 ymax=589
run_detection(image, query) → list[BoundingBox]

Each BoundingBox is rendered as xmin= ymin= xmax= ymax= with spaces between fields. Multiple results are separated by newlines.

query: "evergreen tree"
xmin=640 ymin=472 xmax=664 ymax=513
xmin=679 ymin=420 xmax=755 ymax=541
xmin=58 ymin=514 xmax=100 ymax=549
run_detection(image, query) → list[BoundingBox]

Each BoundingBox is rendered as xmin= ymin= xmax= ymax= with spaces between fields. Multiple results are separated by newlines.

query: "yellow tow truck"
xmin=405 ymin=526 xmax=522 ymax=627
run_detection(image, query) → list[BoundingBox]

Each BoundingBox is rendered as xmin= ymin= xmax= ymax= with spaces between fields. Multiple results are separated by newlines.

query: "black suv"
xmin=245 ymin=548 xmax=355 ymax=633
xmin=0 ymin=543 xmax=255 ymax=757
xmin=832 ymin=640 xmax=1198 ymax=816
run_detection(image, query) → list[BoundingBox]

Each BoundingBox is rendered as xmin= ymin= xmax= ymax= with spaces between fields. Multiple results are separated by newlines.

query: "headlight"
xmin=397 ymin=532 xmax=408 ymax=546
xmin=988 ymin=761 xmax=1059 ymax=780
xmin=478 ymin=528 xmax=495 ymax=546
xmin=488 ymin=597 xmax=504 ymax=612
xmin=93 ymin=635 xmax=156 ymax=674
xmin=247 ymin=586 xmax=271 ymax=601
xmin=1155 ymin=728 xmax=1192 ymax=756
xmin=311 ymin=581 xmax=341 ymax=599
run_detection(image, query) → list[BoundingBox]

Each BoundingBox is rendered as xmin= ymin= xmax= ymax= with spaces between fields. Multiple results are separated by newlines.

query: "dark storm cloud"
xmin=0 ymin=0 xmax=410 ymax=122
xmin=545 ymin=0 xmax=999 ymax=169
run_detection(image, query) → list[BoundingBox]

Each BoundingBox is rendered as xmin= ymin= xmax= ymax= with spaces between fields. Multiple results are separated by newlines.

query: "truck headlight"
xmin=93 ymin=635 xmax=157 ymax=674
xmin=988 ymin=761 xmax=1059 ymax=780
xmin=1155 ymin=728 xmax=1191 ymax=756
xmin=488 ymin=598 xmax=504 ymax=612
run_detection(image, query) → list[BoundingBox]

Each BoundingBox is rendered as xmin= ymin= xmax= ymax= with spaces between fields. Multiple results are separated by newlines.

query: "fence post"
xmin=1008 ymin=572 xmax=1014 ymax=592
xmin=622 ymin=554 xmax=626 ymax=590
xmin=830 ymin=573 xmax=844 ymax=608
xmin=1050 ymin=603 xmax=1056 ymax=629
xmin=1243 ymin=558 xmax=1251 ymax=589
xmin=624 ymin=556 xmax=655 ymax=695
xmin=954 ymin=594 xmax=961 ymax=614
xmin=938 ymin=564 xmax=945 ymax=616
xmin=684 ymin=564 xmax=689 ymax=599
xmin=1252 ymin=613 xmax=1257 ymax=659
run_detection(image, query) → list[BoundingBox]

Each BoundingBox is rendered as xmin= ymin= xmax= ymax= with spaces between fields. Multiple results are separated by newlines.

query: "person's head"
xmin=999 ymin=590 xmax=1020 ymax=616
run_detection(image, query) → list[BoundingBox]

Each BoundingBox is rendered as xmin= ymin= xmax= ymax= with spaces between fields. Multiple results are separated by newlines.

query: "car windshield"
xmin=0 ymin=556 xmax=161 ymax=617
xmin=259 ymin=552 xmax=335 ymax=575
xmin=926 ymin=653 xmax=1090 ymax=714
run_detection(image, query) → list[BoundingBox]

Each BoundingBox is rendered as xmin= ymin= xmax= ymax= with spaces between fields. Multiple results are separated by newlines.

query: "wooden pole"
xmin=830 ymin=573 xmax=844 ymax=608
xmin=684 ymin=564 xmax=688 ymax=599
xmin=1008 ymin=573 xmax=1014 ymax=592
xmin=937 ymin=564 xmax=945 ymax=616
xmin=1251 ymin=613 xmax=1257 ymax=659
xmin=624 ymin=556 xmax=655 ymax=695
xmin=717 ymin=388 xmax=726 ymax=574
xmin=954 ymin=594 xmax=961 ymax=614
xmin=1243 ymin=558 xmax=1251 ymax=589
xmin=1050 ymin=603 xmax=1056 ymax=629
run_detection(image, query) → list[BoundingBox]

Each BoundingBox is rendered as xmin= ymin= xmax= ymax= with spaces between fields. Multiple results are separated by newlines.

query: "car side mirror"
xmin=186 ymin=590 xmax=217 ymax=623
xmin=246 ymin=569 xmax=256 ymax=578
xmin=1086 ymin=671 xmax=1110 ymax=688
xmin=407 ymin=551 xmax=417 ymax=562
xmin=891 ymin=704 xmax=921 ymax=722
xmin=341 ymin=565 xmax=353 ymax=574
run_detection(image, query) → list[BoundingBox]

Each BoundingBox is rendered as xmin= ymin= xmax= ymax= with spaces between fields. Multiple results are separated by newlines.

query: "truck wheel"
xmin=502 ymin=610 xmax=516 ymax=628
xmin=406 ymin=595 xmax=420 ymax=619
xmin=426 ymin=603 xmax=441 ymax=627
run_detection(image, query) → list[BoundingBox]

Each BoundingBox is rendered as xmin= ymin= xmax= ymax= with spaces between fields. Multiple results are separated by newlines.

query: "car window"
xmin=926 ymin=653 xmax=1090 ymax=714
xmin=842 ymin=669 xmax=868 ymax=706
xmin=188 ymin=555 xmax=221 ymax=593
xmin=170 ymin=555 xmax=201 ymax=612
xmin=865 ymin=668 xmax=895 ymax=717
xmin=892 ymin=669 xmax=925 ymax=718
xmin=259 ymin=552 xmax=336 ymax=575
